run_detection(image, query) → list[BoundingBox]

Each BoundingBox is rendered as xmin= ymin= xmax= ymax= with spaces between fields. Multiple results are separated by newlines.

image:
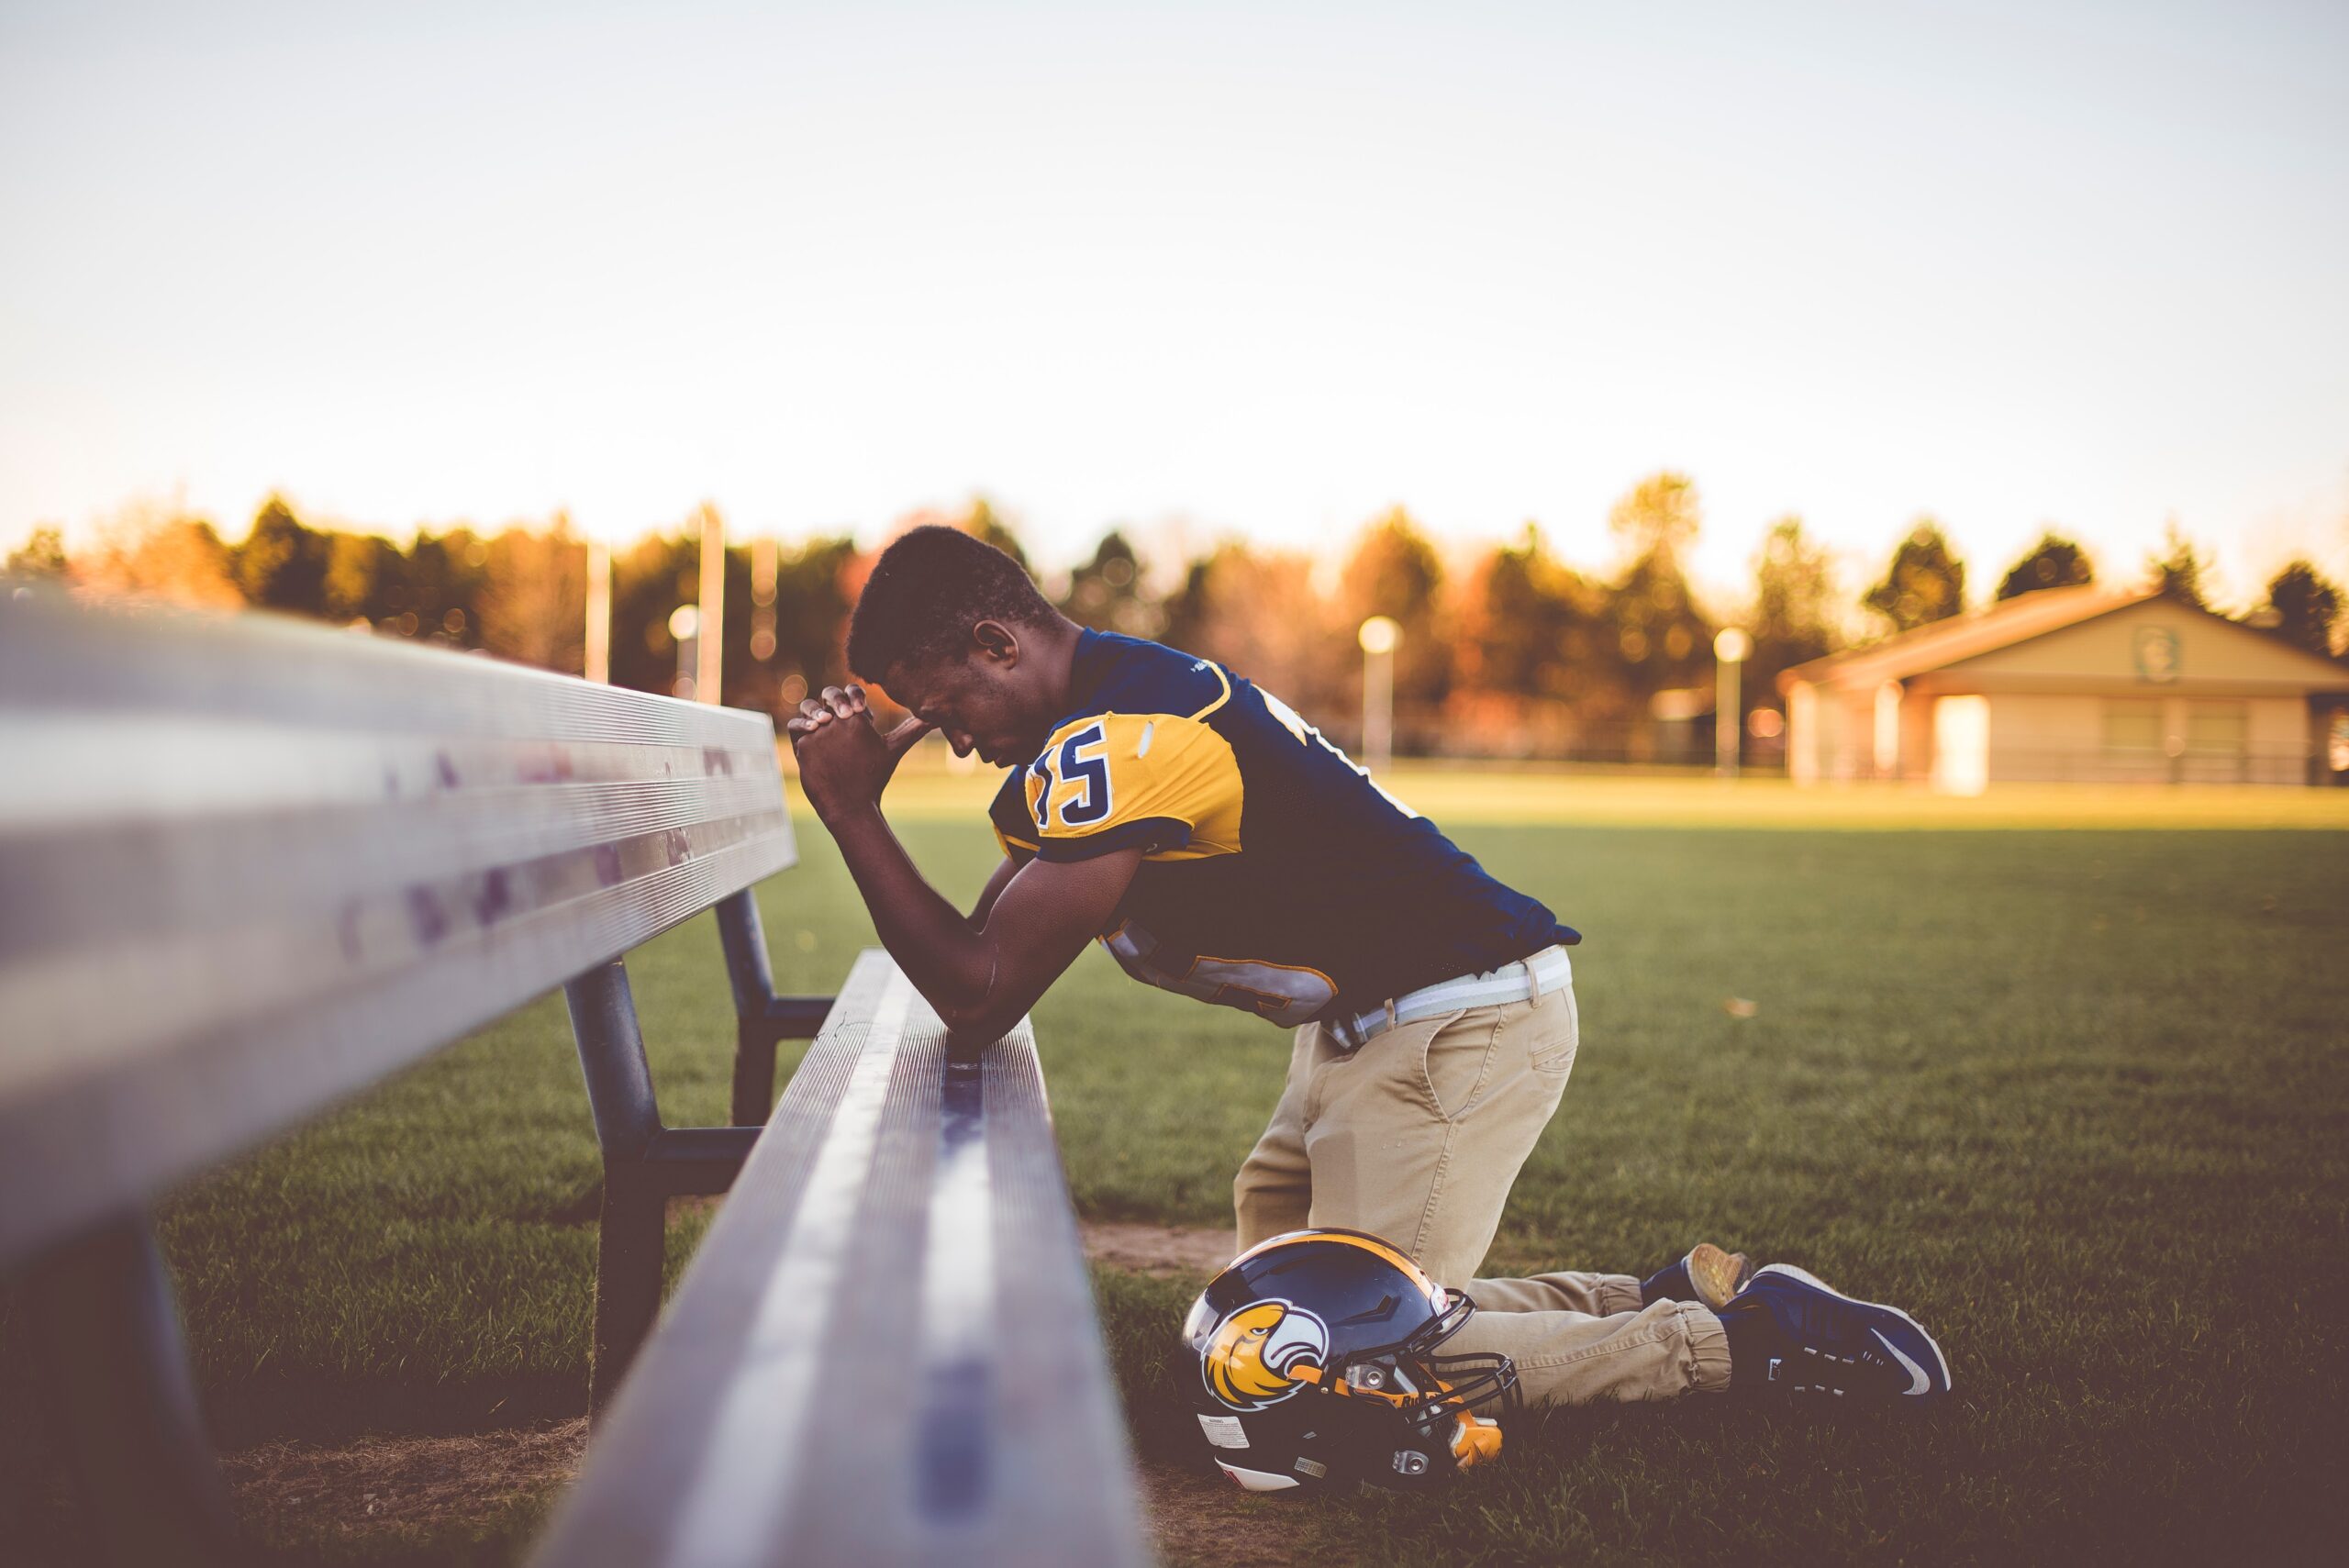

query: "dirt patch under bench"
xmin=1082 ymin=1219 xmax=1239 ymax=1277
xmin=212 ymin=1426 xmax=1325 ymax=1567
xmin=219 ymin=1418 xmax=586 ymax=1541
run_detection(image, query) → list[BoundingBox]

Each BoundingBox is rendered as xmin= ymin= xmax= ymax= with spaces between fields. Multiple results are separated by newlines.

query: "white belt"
xmin=1326 ymin=944 xmax=1575 ymax=1052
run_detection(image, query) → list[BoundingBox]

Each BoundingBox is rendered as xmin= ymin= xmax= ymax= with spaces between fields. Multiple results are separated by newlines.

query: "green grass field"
xmin=6 ymin=773 xmax=2346 ymax=1564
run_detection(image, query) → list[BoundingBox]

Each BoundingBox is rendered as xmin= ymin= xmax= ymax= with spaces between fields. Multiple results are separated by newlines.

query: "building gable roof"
xmin=1779 ymin=585 xmax=2348 ymax=694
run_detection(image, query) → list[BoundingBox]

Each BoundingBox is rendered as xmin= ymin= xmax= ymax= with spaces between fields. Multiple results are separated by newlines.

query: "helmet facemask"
xmin=1297 ymin=1288 xmax=1520 ymax=1485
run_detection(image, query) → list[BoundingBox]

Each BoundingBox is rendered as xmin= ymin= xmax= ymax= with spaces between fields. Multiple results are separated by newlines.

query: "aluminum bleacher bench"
xmin=0 ymin=593 xmax=1145 ymax=1568
xmin=530 ymin=952 xmax=1145 ymax=1568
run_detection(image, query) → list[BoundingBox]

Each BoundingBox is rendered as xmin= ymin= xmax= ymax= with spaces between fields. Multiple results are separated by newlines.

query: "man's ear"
xmin=971 ymin=619 xmax=1020 ymax=667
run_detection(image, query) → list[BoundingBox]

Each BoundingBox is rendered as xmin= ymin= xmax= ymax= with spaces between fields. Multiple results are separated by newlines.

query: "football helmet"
xmin=1181 ymin=1228 xmax=1518 ymax=1493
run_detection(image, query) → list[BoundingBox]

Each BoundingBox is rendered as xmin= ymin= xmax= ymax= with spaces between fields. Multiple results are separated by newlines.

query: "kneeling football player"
xmin=785 ymin=527 xmax=1951 ymax=1434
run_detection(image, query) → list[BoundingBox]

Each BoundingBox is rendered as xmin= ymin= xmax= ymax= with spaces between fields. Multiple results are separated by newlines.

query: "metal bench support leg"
xmin=718 ymin=889 xmax=782 ymax=1126
xmin=567 ymin=927 xmax=833 ymax=1422
xmin=27 ymin=1215 xmax=239 ymax=1568
xmin=565 ymin=960 xmax=665 ymax=1422
xmin=717 ymin=888 xmax=834 ymax=1126
xmin=589 ymin=1180 xmax=668 ymax=1424
xmin=729 ymin=1029 xmax=778 ymax=1129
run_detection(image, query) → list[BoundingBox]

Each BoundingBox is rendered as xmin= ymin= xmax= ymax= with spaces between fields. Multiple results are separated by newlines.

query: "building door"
xmin=1932 ymin=695 xmax=1989 ymax=795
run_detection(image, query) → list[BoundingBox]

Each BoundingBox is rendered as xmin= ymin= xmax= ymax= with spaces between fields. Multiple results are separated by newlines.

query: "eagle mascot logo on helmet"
xmin=1202 ymin=1298 xmax=1330 ymax=1410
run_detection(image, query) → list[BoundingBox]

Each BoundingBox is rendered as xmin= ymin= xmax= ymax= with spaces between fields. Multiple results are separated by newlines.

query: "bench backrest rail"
xmin=0 ymin=594 xmax=796 ymax=1268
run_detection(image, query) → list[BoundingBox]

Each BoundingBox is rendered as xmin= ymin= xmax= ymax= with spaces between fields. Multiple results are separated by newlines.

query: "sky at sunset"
xmin=4 ymin=0 xmax=2344 ymax=608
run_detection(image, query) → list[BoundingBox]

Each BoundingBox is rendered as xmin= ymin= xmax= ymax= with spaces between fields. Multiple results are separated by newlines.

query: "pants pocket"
xmin=1529 ymin=983 xmax=1579 ymax=1079
xmin=1531 ymin=1043 xmax=1577 ymax=1079
xmin=1418 ymin=1008 xmax=1497 ymax=1122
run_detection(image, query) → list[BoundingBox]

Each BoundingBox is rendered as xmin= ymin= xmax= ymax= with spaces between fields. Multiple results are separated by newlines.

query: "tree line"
xmin=8 ymin=477 xmax=2343 ymax=761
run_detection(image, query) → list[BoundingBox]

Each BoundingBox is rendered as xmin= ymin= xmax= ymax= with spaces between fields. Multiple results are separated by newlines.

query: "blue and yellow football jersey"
xmin=987 ymin=630 xmax=1580 ymax=1029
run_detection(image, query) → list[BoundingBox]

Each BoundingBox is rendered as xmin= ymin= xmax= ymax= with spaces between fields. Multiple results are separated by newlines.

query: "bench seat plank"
xmin=531 ymin=951 xmax=1148 ymax=1568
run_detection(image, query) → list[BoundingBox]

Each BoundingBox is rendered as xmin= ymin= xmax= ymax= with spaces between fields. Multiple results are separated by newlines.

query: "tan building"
xmin=1778 ymin=585 xmax=2349 ymax=791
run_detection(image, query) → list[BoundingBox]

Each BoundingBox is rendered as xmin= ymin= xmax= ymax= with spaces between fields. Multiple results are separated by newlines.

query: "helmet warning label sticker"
xmin=1197 ymin=1414 xmax=1250 ymax=1450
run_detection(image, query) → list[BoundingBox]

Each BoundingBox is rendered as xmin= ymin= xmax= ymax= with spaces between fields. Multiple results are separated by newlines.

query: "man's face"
xmin=882 ymin=646 xmax=1051 ymax=770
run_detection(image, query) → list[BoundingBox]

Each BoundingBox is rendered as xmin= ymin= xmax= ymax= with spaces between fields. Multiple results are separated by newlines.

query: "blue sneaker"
xmin=1717 ymin=1264 xmax=1953 ymax=1400
xmin=1641 ymin=1242 xmax=1753 ymax=1309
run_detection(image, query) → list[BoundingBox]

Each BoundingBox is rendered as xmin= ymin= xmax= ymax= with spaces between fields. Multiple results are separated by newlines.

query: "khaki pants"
xmin=1232 ymin=964 xmax=1731 ymax=1406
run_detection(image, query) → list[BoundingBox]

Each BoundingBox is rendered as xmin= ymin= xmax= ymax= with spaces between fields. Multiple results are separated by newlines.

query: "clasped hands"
xmin=784 ymin=684 xmax=933 ymax=822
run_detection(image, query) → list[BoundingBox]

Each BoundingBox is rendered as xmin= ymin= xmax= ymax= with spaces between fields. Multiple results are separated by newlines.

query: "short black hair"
xmin=847 ymin=525 xmax=1057 ymax=681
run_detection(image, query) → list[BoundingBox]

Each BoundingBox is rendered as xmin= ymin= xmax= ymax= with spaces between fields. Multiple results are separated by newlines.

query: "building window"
xmin=2185 ymin=702 xmax=2247 ymax=756
xmin=2102 ymin=699 xmax=2162 ymax=755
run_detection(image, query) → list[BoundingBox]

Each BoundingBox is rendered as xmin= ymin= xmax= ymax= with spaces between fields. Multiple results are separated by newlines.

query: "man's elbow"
xmin=910 ymin=948 xmax=996 ymax=1029
xmin=935 ymin=991 xmax=1029 ymax=1053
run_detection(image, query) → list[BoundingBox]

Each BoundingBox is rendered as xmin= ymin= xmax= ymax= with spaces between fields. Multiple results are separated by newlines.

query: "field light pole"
xmin=584 ymin=537 xmax=612 ymax=684
xmin=1359 ymin=616 xmax=1400 ymax=775
xmin=696 ymin=506 xmax=725 ymax=705
xmin=750 ymin=536 xmax=778 ymax=663
xmin=1714 ymin=627 xmax=1751 ymax=779
xmin=670 ymin=605 xmax=701 ymax=700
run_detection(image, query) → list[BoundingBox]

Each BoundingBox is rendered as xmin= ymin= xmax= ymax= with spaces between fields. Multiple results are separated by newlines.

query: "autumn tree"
xmin=323 ymin=531 xmax=405 ymax=625
xmin=395 ymin=528 xmax=494 ymax=647
xmin=767 ymin=535 xmax=858 ymax=702
xmin=1338 ymin=507 xmax=1452 ymax=708
xmin=2261 ymin=560 xmax=2343 ymax=659
xmin=1864 ymin=520 xmax=1966 ymax=634
xmin=1160 ymin=542 xmax=1346 ymax=717
xmin=1061 ymin=529 xmax=1162 ymax=639
xmin=477 ymin=517 xmax=587 ymax=673
xmin=1604 ymin=473 xmax=1713 ymax=706
xmin=1996 ymin=532 xmax=2095 ymax=600
xmin=600 ymin=529 xmax=695 ymax=695
xmin=963 ymin=496 xmax=1030 ymax=574
xmin=1456 ymin=525 xmax=1598 ymax=703
xmin=1155 ymin=555 xmax=1219 ymax=660
xmin=1745 ymin=515 xmax=1841 ymax=702
xmin=1609 ymin=471 xmax=1701 ymax=562
xmin=5 ymin=526 xmax=67 ymax=580
xmin=2146 ymin=519 xmax=2213 ymax=607
xmin=234 ymin=495 xmax=334 ymax=614
xmin=73 ymin=506 xmax=243 ymax=609
xmin=1445 ymin=525 xmax=1606 ymax=754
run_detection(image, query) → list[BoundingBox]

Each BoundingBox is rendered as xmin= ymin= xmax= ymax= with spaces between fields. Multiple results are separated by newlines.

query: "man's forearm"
xmin=823 ymin=803 xmax=997 ymax=1020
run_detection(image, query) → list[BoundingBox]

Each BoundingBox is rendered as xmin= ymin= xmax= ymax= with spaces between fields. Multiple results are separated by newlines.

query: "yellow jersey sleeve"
xmin=1022 ymin=711 xmax=1242 ymax=862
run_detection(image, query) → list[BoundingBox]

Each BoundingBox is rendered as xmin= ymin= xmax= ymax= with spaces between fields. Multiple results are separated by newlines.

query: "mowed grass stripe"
xmin=4 ymin=800 xmax=2343 ymax=1564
